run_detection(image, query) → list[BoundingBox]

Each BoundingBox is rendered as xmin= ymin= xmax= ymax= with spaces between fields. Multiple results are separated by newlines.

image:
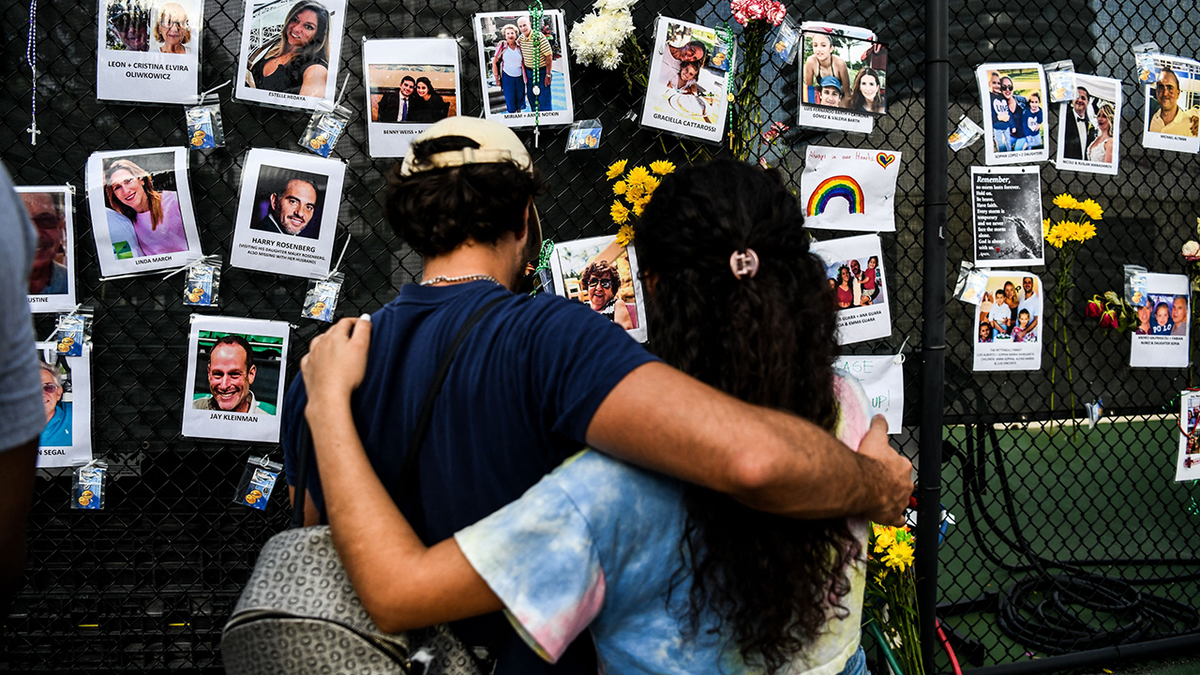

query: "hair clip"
xmin=729 ymin=249 xmax=759 ymax=279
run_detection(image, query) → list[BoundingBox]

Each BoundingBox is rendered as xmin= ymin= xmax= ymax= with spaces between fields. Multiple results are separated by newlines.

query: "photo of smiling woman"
xmin=550 ymin=234 xmax=649 ymax=342
xmin=104 ymin=157 xmax=188 ymax=256
xmin=34 ymin=343 xmax=93 ymax=468
xmin=235 ymin=0 xmax=346 ymax=110
xmin=153 ymin=1 xmax=192 ymax=53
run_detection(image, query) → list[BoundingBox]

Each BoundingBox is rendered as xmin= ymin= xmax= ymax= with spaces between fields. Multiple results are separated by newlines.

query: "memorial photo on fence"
xmin=549 ymin=234 xmax=648 ymax=343
xmin=97 ymin=0 xmax=203 ymax=103
xmin=640 ymin=17 xmax=732 ymax=144
xmin=35 ymin=342 xmax=92 ymax=469
xmin=86 ymin=147 xmax=202 ymax=278
xmin=235 ymin=0 xmax=346 ymax=111
xmin=474 ymin=9 xmax=574 ymax=128
xmin=1055 ymin=73 xmax=1122 ymax=175
xmin=1176 ymin=391 xmax=1200 ymax=482
xmin=799 ymin=145 xmax=901 ymax=232
xmin=1140 ymin=55 xmax=1200 ymax=154
xmin=16 ymin=186 xmax=76 ymax=313
xmin=970 ymin=165 xmax=1044 ymax=267
xmin=1130 ymin=273 xmax=1189 ymax=368
xmin=977 ymin=62 xmax=1049 ymax=165
xmin=181 ymin=316 xmax=290 ymax=443
xmin=363 ymin=38 xmax=461 ymax=158
xmin=800 ymin=27 xmax=887 ymax=115
xmin=230 ymin=148 xmax=343 ymax=278
xmin=811 ymin=234 xmax=891 ymax=345
xmin=972 ymin=271 xmax=1043 ymax=372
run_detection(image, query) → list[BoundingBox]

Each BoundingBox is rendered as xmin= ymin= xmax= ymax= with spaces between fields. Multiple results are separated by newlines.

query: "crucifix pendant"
xmin=27 ymin=122 xmax=40 ymax=145
xmin=533 ymin=127 xmax=540 ymax=148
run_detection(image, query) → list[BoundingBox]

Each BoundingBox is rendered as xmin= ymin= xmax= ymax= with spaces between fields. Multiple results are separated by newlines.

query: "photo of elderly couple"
xmin=105 ymin=0 xmax=196 ymax=53
xmin=801 ymin=29 xmax=887 ymax=115
xmin=1134 ymin=293 xmax=1189 ymax=336
xmin=478 ymin=12 xmax=567 ymax=115
xmin=976 ymin=275 xmax=1041 ymax=343
xmin=368 ymin=65 xmax=455 ymax=123
xmin=825 ymin=255 xmax=885 ymax=310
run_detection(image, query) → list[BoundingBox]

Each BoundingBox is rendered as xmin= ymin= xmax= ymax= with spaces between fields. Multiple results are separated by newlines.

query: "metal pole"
xmin=918 ymin=0 xmax=950 ymax=667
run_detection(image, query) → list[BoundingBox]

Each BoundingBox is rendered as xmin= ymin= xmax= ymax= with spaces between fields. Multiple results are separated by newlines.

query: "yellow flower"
xmin=644 ymin=176 xmax=661 ymax=194
xmin=626 ymin=165 xmax=652 ymax=186
xmin=1046 ymin=222 xmax=1067 ymax=249
xmin=613 ymin=181 xmax=628 ymax=196
xmin=610 ymin=200 xmax=631 ymax=225
xmin=872 ymin=524 xmax=898 ymax=552
xmin=632 ymin=202 xmax=646 ymax=217
xmin=606 ymin=159 xmax=628 ymax=180
xmin=615 ymin=224 xmax=635 ymax=247
xmin=625 ymin=182 xmax=646 ymax=201
xmin=649 ymin=160 xmax=676 ymax=175
xmin=1074 ymin=220 xmax=1097 ymax=242
xmin=1042 ymin=218 xmax=1052 ymax=239
xmin=1078 ymin=198 xmax=1104 ymax=221
xmin=883 ymin=540 xmax=915 ymax=570
xmin=1052 ymin=193 xmax=1080 ymax=210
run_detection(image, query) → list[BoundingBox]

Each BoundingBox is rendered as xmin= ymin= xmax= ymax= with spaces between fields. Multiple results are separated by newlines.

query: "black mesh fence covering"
xmin=0 ymin=0 xmax=1198 ymax=672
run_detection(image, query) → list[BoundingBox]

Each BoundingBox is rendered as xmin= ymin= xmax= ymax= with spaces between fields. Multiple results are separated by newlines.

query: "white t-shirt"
xmin=501 ymin=44 xmax=524 ymax=78
xmin=1150 ymin=107 xmax=1198 ymax=136
xmin=1018 ymin=290 xmax=1040 ymax=323
xmin=989 ymin=301 xmax=1012 ymax=328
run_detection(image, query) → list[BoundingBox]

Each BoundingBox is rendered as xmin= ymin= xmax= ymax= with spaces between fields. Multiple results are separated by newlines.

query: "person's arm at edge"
xmin=299 ymin=63 xmax=329 ymax=98
xmin=0 ymin=438 xmax=37 ymax=618
xmin=586 ymin=361 xmax=912 ymax=524
xmin=302 ymin=317 xmax=502 ymax=633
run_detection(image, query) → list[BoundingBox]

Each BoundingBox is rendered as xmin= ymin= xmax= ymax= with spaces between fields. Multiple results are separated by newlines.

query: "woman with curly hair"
xmin=246 ymin=0 xmax=330 ymax=97
xmin=579 ymin=259 xmax=633 ymax=329
xmin=103 ymin=158 xmax=187 ymax=256
xmin=300 ymin=159 xmax=875 ymax=675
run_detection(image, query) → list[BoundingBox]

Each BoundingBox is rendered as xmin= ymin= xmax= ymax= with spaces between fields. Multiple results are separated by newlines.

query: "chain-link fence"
xmin=1 ymin=0 xmax=1198 ymax=672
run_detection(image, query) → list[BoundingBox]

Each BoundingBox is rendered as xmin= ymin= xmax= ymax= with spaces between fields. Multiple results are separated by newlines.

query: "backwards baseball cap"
xmin=820 ymin=75 xmax=843 ymax=92
xmin=398 ymin=116 xmax=541 ymax=239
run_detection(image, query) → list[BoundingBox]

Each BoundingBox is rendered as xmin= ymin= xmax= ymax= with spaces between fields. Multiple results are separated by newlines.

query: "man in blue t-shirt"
xmin=282 ymin=117 xmax=913 ymax=675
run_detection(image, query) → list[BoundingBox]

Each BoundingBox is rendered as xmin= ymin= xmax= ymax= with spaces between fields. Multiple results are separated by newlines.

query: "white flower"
xmin=597 ymin=0 xmax=638 ymax=10
xmin=1183 ymin=240 xmax=1200 ymax=257
xmin=570 ymin=3 xmax=635 ymax=70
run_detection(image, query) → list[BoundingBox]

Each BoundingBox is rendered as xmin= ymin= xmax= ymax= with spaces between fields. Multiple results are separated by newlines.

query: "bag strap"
xmin=290 ymin=294 xmax=507 ymax=529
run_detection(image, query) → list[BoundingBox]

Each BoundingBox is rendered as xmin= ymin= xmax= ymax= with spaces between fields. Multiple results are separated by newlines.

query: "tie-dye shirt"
xmin=455 ymin=374 xmax=873 ymax=675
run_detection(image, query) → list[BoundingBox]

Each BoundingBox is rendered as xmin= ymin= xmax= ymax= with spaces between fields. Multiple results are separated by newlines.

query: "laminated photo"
xmin=474 ymin=10 xmax=575 ymax=129
xmin=35 ymin=342 xmax=92 ymax=468
xmin=832 ymin=355 xmax=903 ymax=434
xmin=549 ymin=235 xmax=648 ymax=343
xmin=796 ymin=22 xmax=878 ymax=133
xmin=969 ymin=166 xmax=1044 ymax=267
xmin=1129 ymin=273 xmax=1189 ymax=368
xmin=364 ymin=38 xmax=461 ymax=158
xmin=977 ymin=63 xmax=1049 ymax=165
xmin=799 ymin=145 xmax=901 ymax=232
xmin=812 ymin=234 xmax=891 ymax=345
xmin=234 ymin=0 xmax=347 ymax=112
xmin=1176 ymin=391 xmax=1200 ymax=482
xmin=230 ymin=148 xmax=344 ymax=278
xmin=1055 ymin=74 xmax=1122 ymax=175
xmin=973 ymin=271 xmax=1043 ymax=372
xmin=1140 ymin=55 xmax=1200 ymax=153
xmin=15 ymin=187 xmax=76 ymax=313
xmin=639 ymin=18 xmax=733 ymax=144
xmin=182 ymin=315 xmax=290 ymax=443
xmin=86 ymin=147 xmax=203 ymax=278
xmin=97 ymin=0 xmax=203 ymax=104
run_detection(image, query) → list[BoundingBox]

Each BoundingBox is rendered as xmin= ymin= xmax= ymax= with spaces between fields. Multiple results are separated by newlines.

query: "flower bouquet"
xmin=864 ymin=524 xmax=925 ymax=675
xmin=605 ymin=158 xmax=675 ymax=227
xmin=726 ymin=0 xmax=787 ymax=162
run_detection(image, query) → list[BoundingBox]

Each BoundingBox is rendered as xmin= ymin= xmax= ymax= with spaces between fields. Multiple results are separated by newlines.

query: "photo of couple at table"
xmin=800 ymin=29 xmax=887 ymax=115
xmin=1133 ymin=293 xmax=1189 ymax=336
xmin=369 ymin=65 xmax=455 ymax=123
xmin=1055 ymin=74 xmax=1121 ymax=176
xmin=475 ymin=10 xmax=574 ymax=128
xmin=977 ymin=63 xmax=1049 ymax=165
xmin=976 ymin=275 xmax=1041 ymax=344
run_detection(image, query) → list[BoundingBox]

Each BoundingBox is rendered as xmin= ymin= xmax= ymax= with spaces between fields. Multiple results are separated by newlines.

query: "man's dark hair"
xmin=272 ymin=178 xmax=318 ymax=213
xmin=401 ymin=75 xmax=416 ymax=86
xmin=636 ymin=160 xmax=853 ymax=674
xmin=384 ymin=136 xmax=544 ymax=257
xmin=1077 ymin=86 xmax=1090 ymax=99
xmin=210 ymin=334 xmax=255 ymax=372
xmin=580 ymin=260 xmax=620 ymax=289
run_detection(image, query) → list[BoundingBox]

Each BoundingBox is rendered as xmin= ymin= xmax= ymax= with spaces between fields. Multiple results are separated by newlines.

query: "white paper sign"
xmin=16 ymin=186 xmax=77 ymax=314
xmin=1055 ymin=74 xmax=1122 ymax=175
xmin=364 ymin=38 xmax=461 ymax=158
xmin=549 ymin=234 xmax=649 ymax=343
xmin=834 ymin=355 xmax=903 ymax=434
xmin=234 ymin=0 xmax=347 ymax=112
xmin=474 ymin=10 xmax=575 ymax=129
xmin=800 ymin=145 xmax=900 ymax=232
xmin=977 ymin=63 xmax=1049 ymax=165
xmin=970 ymin=166 xmax=1044 ymax=267
xmin=182 ymin=315 xmax=290 ymax=443
xmin=230 ymin=148 xmax=344 ymax=278
xmin=973 ymin=270 xmax=1043 ymax=371
xmin=1140 ymin=55 xmax=1200 ymax=153
xmin=812 ymin=234 xmax=892 ymax=345
xmin=96 ymin=0 xmax=203 ymax=104
xmin=1176 ymin=391 xmax=1200 ymax=482
xmin=639 ymin=17 xmax=733 ymax=144
xmin=1130 ymin=273 xmax=1189 ymax=368
xmin=86 ymin=147 xmax=203 ymax=278
xmin=35 ymin=342 xmax=92 ymax=468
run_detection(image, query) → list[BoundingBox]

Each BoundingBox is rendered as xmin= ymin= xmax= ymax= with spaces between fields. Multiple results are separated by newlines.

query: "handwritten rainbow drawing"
xmin=807 ymin=176 xmax=865 ymax=216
